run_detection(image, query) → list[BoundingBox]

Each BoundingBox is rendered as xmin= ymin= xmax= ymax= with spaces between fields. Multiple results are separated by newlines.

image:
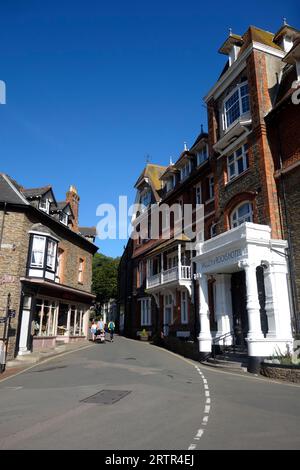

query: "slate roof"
xmin=79 ymin=227 xmax=97 ymax=237
xmin=22 ymin=185 xmax=52 ymax=198
xmin=0 ymin=173 xmax=29 ymax=205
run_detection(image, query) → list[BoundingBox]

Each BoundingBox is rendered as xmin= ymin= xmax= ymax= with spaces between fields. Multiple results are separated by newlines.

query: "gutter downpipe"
xmin=0 ymin=202 xmax=7 ymax=251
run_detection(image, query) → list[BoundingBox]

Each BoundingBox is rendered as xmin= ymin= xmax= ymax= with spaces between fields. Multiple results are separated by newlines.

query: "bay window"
xmin=28 ymin=233 xmax=58 ymax=280
xmin=227 ymin=143 xmax=249 ymax=181
xmin=223 ymin=82 xmax=250 ymax=130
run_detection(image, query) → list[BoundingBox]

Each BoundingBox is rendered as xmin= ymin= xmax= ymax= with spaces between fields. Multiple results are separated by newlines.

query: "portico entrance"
xmin=193 ymin=222 xmax=294 ymax=373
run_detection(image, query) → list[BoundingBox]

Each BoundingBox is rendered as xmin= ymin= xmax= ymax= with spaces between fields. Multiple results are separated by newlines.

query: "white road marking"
xmin=188 ymin=366 xmax=212 ymax=450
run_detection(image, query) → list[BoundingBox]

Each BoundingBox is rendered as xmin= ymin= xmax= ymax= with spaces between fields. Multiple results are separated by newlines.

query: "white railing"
xmin=147 ymin=273 xmax=161 ymax=288
xmin=181 ymin=265 xmax=191 ymax=279
xmin=147 ymin=265 xmax=191 ymax=288
xmin=163 ymin=266 xmax=178 ymax=283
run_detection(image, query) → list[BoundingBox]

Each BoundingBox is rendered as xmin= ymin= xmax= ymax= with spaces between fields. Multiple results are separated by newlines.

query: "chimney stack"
xmin=66 ymin=185 xmax=80 ymax=232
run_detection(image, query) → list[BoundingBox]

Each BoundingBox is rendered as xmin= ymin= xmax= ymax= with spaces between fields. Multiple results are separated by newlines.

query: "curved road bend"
xmin=0 ymin=336 xmax=299 ymax=450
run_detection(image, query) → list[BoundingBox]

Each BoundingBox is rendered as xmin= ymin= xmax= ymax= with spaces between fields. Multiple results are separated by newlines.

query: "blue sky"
xmin=0 ymin=1 xmax=298 ymax=257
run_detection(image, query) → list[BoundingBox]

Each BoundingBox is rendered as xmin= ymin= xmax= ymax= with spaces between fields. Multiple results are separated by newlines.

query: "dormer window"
xmin=39 ymin=198 xmax=50 ymax=214
xmin=59 ymin=212 xmax=69 ymax=226
xmin=140 ymin=189 xmax=151 ymax=208
xmin=180 ymin=161 xmax=191 ymax=181
xmin=223 ymin=82 xmax=250 ymax=130
xmin=166 ymin=177 xmax=174 ymax=192
xmin=196 ymin=145 xmax=208 ymax=166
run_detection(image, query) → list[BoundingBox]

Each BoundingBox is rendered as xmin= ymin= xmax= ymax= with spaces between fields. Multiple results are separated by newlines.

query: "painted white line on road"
xmin=188 ymin=366 xmax=212 ymax=450
xmin=188 ymin=444 xmax=197 ymax=450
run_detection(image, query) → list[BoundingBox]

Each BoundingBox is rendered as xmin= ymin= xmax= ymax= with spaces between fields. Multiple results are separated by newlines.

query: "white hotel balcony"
xmin=147 ymin=265 xmax=192 ymax=289
xmin=145 ymin=241 xmax=193 ymax=299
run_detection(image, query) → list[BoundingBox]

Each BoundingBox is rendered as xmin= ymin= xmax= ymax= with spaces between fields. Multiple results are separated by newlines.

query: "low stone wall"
xmin=33 ymin=336 xmax=56 ymax=351
xmin=152 ymin=336 xmax=200 ymax=362
xmin=260 ymin=363 xmax=300 ymax=383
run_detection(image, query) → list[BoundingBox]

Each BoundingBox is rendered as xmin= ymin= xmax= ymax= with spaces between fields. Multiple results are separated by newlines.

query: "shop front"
xmin=17 ymin=278 xmax=95 ymax=356
xmin=193 ymin=222 xmax=294 ymax=372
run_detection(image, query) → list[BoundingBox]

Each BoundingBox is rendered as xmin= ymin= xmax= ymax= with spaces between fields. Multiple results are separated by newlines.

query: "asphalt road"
xmin=0 ymin=336 xmax=299 ymax=450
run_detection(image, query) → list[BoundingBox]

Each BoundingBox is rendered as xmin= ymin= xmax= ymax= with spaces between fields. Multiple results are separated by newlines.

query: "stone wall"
xmin=260 ymin=363 xmax=300 ymax=383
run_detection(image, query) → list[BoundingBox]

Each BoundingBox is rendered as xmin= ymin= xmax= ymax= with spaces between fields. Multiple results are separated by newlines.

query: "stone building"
xmin=118 ymin=22 xmax=300 ymax=373
xmin=0 ymin=174 xmax=97 ymax=361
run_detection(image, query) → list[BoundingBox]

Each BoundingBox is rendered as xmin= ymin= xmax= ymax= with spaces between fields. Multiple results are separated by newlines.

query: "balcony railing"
xmin=146 ymin=265 xmax=191 ymax=289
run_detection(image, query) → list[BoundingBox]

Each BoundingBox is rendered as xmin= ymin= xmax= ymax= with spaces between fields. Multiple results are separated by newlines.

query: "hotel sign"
xmin=0 ymin=275 xmax=15 ymax=285
xmin=201 ymin=247 xmax=247 ymax=271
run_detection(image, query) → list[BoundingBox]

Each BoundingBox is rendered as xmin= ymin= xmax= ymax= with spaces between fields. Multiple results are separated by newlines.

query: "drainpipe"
xmin=0 ymin=202 xmax=7 ymax=251
xmin=276 ymin=118 xmax=299 ymax=334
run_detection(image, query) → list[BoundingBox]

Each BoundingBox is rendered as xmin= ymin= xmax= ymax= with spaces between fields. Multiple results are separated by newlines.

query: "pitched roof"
xmin=79 ymin=226 xmax=97 ymax=237
xmin=22 ymin=185 xmax=52 ymax=198
xmin=0 ymin=173 xmax=29 ymax=205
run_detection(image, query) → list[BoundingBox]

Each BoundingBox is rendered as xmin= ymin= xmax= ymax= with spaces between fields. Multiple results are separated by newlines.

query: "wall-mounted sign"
xmin=0 ymin=275 xmax=15 ymax=285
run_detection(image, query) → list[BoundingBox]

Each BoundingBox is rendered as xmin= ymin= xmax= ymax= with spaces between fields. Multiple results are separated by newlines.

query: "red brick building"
xmin=118 ymin=22 xmax=300 ymax=373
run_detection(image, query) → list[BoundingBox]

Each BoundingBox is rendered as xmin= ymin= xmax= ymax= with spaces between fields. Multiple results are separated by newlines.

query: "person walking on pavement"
xmin=91 ymin=320 xmax=97 ymax=342
xmin=108 ymin=320 xmax=115 ymax=342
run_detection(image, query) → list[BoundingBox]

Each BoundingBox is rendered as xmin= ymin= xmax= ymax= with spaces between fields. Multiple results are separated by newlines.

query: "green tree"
xmin=92 ymin=253 xmax=120 ymax=307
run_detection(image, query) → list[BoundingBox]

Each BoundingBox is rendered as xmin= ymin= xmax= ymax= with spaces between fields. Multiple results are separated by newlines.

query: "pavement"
xmin=0 ymin=335 xmax=299 ymax=449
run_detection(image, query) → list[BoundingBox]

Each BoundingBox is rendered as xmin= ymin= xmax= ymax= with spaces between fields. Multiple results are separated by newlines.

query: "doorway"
xmin=231 ymin=271 xmax=248 ymax=348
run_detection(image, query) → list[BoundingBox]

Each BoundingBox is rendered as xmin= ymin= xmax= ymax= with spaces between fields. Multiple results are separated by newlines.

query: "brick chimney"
xmin=66 ymin=185 xmax=80 ymax=232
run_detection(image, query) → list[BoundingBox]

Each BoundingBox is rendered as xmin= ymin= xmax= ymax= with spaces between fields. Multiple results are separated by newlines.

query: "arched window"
xmin=231 ymin=201 xmax=253 ymax=228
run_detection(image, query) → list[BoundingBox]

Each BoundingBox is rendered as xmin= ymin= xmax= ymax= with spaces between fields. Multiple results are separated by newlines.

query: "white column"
xmin=214 ymin=274 xmax=233 ymax=345
xmin=160 ymin=253 xmax=164 ymax=283
xmin=269 ymin=263 xmax=293 ymax=339
xmin=263 ymin=264 xmax=277 ymax=337
xmin=66 ymin=305 xmax=71 ymax=336
xmin=39 ymin=302 xmax=44 ymax=336
xmin=83 ymin=309 xmax=90 ymax=337
xmin=178 ymin=244 xmax=182 ymax=279
xmin=243 ymin=262 xmax=264 ymax=340
xmin=74 ymin=308 xmax=78 ymax=336
xmin=18 ymin=310 xmax=31 ymax=355
xmin=198 ymin=273 xmax=212 ymax=353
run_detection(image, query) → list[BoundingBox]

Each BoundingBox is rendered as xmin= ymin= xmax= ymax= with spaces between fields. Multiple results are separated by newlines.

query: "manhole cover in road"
xmin=80 ymin=390 xmax=131 ymax=405
xmin=124 ymin=357 xmax=136 ymax=360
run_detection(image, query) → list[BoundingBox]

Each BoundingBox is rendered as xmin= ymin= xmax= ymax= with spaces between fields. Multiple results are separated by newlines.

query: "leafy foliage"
xmin=92 ymin=253 xmax=120 ymax=307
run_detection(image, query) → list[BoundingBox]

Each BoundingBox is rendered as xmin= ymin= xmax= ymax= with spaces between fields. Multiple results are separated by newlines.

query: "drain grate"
xmin=80 ymin=389 xmax=131 ymax=405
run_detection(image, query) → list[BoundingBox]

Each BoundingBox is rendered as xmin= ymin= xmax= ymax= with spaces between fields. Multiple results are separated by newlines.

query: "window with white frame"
xmin=231 ymin=202 xmax=253 ymax=228
xmin=181 ymin=291 xmax=188 ymax=324
xmin=46 ymin=239 xmax=57 ymax=270
xmin=39 ymin=198 xmax=50 ymax=214
xmin=223 ymin=82 xmax=250 ymax=130
xmin=166 ymin=177 xmax=174 ymax=192
xmin=208 ymin=176 xmax=214 ymax=200
xmin=180 ymin=161 xmax=191 ymax=181
xmin=141 ymin=298 xmax=151 ymax=326
xmin=195 ymin=184 xmax=202 ymax=205
xmin=227 ymin=143 xmax=249 ymax=181
xmin=56 ymin=248 xmax=64 ymax=281
xmin=196 ymin=145 xmax=208 ymax=166
xmin=78 ymin=258 xmax=84 ymax=283
xmin=59 ymin=211 xmax=69 ymax=226
xmin=30 ymin=235 xmax=46 ymax=267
